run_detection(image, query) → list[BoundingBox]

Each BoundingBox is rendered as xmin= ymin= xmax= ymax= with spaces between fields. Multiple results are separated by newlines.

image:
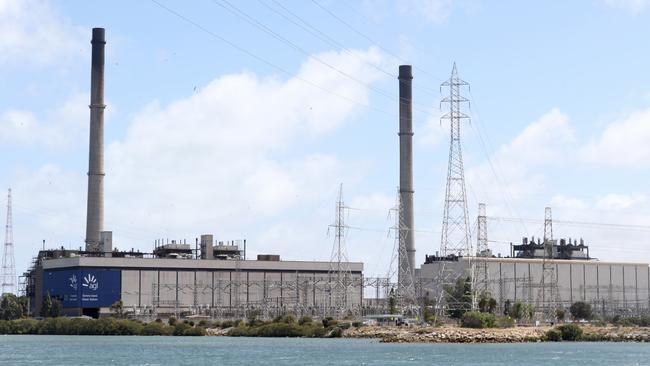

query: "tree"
xmin=0 ymin=294 xmax=24 ymax=320
xmin=50 ymin=298 xmax=62 ymax=317
xmin=41 ymin=292 xmax=61 ymax=318
xmin=511 ymin=301 xmax=531 ymax=321
xmin=388 ymin=288 xmax=397 ymax=315
xmin=41 ymin=292 xmax=52 ymax=317
xmin=444 ymin=276 xmax=472 ymax=319
xmin=478 ymin=293 xmax=498 ymax=313
xmin=503 ymin=299 xmax=512 ymax=317
xmin=570 ymin=301 xmax=592 ymax=320
xmin=18 ymin=296 xmax=29 ymax=317
xmin=555 ymin=308 xmax=566 ymax=322
xmin=110 ymin=300 xmax=125 ymax=318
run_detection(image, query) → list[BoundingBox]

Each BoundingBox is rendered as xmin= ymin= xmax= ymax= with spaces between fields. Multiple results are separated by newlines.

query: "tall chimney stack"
xmin=85 ymin=28 xmax=106 ymax=252
xmin=398 ymin=65 xmax=416 ymax=278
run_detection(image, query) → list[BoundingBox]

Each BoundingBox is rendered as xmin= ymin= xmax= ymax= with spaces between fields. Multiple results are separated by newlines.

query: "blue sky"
xmin=1 ymin=0 xmax=650 ymax=280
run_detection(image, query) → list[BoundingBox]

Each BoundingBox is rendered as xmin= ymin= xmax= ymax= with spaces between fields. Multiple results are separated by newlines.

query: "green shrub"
xmin=556 ymin=324 xmax=583 ymax=341
xmin=496 ymin=316 xmax=515 ymax=328
xmin=327 ymin=326 xmax=343 ymax=338
xmin=298 ymin=316 xmax=313 ymax=325
xmin=461 ymin=311 xmax=496 ymax=328
xmin=168 ymin=317 xmax=177 ymax=326
xmin=612 ymin=315 xmax=650 ymax=327
xmin=569 ymin=302 xmax=592 ymax=320
xmin=545 ymin=328 xmax=562 ymax=341
xmin=142 ymin=321 xmax=173 ymax=336
xmin=173 ymin=322 xmax=191 ymax=336
xmin=338 ymin=322 xmax=351 ymax=330
xmin=220 ymin=320 xmax=238 ymax=329
xmin=183 ymin=327 xmax=206 ymax=336
xmin=352 ymin=321 xmax=363 ymax=328
xmin=322 ymin=317 xmax=338 ymax=328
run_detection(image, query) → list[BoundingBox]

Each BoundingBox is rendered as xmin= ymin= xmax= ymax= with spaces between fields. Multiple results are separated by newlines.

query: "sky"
xmin=1 ymin=0 xmax=650 ymax=282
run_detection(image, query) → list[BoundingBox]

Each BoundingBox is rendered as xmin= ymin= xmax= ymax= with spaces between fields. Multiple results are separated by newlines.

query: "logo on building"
xmin=82 ymin=274 xmax=99 ymax=291
xmin=69 ymin=274 xmax=78 ymax=291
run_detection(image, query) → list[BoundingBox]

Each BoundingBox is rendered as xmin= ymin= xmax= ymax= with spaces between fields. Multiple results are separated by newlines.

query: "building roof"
xmin=41 ymin=256 xmax=364 ymax=273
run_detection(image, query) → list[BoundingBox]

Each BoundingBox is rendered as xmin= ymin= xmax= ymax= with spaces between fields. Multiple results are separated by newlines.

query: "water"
xmin=1 ymin=335 xmax=649 ymax=365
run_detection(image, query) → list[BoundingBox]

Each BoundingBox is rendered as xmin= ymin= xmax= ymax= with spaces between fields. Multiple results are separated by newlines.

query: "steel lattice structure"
xmin=2 ymin=188 xmax=16 ymax=295
xmin=539 ymin=206 xmax=560 ymax=321
xmin=388 ymin=192 xmax=417 ymax=310
xmin=473 ymin=203 xmax=489 ymax=295
xmin=440 ymin=63 xmax=471 ymax=257
xmin=327 ymin=184 xmax=353 ymax=316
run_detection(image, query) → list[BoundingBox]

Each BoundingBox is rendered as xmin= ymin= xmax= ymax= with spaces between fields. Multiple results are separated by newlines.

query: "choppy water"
xmin=1 ymin=335 xmax=649 ymax=365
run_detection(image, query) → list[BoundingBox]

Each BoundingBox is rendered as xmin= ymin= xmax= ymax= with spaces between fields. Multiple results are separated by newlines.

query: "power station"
xmin=19 ymin=27 xmax=650 ymax=321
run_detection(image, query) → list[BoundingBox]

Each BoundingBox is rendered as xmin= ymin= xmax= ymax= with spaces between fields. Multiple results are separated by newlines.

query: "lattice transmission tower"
xmin=440 ymin=63 xmax=471 ymax=256
xmin=387 ymin=191 xmax=417 ymax=310
xmin=538 ymin=206 xmax=560 ymax=321
xmin=473 ymin=203 xmax=489 ymax=295
xmin=2 ymin=188 xmax=16 ymax=295
xmin=327 ymin=184 xmax=352 ymax=316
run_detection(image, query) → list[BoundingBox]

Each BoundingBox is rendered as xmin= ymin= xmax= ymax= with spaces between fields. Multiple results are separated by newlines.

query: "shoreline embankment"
xmin=343 ymin=325 xmax=650 ymax=343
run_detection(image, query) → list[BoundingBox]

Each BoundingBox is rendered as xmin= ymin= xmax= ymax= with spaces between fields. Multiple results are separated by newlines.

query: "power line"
xmin=259 ymin=0 xmax=394 ymax=79
xmin=149 ymin=0 xmax=395 ymax=118
xmin=210 ymin=0 xmax=441 ymax=115
xmin=467 ymin=88 xmax=530 ymax=236
xmin=260 ymin=0 xmax=441 ymax=100
xmin=309 ymin=0 xmax=445 ymax=86
xmin=210 ymin=0 xmax=398 ymax=101
xmin=487 ymin=216 xmax=650 ymax=232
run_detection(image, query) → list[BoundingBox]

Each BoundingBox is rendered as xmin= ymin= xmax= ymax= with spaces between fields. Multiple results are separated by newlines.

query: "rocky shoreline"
xmin=343 ymin=325 xmax=650 ymax=343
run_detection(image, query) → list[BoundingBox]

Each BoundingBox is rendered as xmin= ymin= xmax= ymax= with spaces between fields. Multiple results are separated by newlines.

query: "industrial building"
xmin=27 ymin=240 xmax=363 ymax=318
xmin=418 ymin=254 xmax=650 ymax=315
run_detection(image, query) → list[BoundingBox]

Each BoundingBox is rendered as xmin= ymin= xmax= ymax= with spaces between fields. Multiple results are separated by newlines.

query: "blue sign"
xmin=43 ymin=268 xmax=121 ymax=308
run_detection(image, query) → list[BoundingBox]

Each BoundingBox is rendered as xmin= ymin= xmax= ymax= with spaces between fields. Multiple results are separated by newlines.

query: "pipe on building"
xmin=398 ymin=65 xmax=416 ymax=276
xmin=85 ymin=28 xmax=106 ymax=251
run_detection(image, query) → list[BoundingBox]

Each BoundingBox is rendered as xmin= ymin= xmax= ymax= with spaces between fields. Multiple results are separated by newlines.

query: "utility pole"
xmin=440 ymin=63 xmax=471 ymax=257
xmin=2 ymin=188 xmax=16 ymax=295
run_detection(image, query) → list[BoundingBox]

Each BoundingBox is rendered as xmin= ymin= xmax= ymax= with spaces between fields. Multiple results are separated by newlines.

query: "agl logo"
xmin=68 ymin=274 xmax=78 ymax=291
xmin=82 ymin=274 xmax=99 ymax=291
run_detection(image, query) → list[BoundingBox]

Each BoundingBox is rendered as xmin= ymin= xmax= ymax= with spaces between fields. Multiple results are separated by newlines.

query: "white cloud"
xmin=580 ymin=108 xmax=650 ymax=166
xmin=604 ymin=0 xmax=650 ymax=13
xmin=550 ymin=195 xmax=588 ymax=210
xmin=397 ymin=0 xmax=453 ymax=24
xmin=0 ymin=0 xmax=85 ymax=65
xmin=466 ymin=108 xmax=575 ymax=209
xmin=418 ymin=107 xmax=447 ymax=146
xmin=349 ymin=192 xmax=395 ymax=212
xmin=0 ymin=93 xmax=89 ymax=148
xmin=595 ymin=193 xmax=647 ymax=211
xmin=103 ymin=47 xmax=384 ymax=248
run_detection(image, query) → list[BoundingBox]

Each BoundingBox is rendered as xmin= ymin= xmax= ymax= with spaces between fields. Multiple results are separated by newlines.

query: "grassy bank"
xmin=226 ymin=315 xmax=356 ymax=338
xmin=0 ymin=317 xmax=206 ymax=336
